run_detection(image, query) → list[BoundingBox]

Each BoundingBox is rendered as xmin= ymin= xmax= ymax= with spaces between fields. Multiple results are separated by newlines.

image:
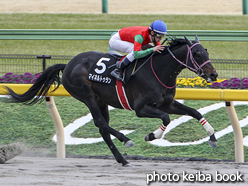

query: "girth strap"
xmin=115 ymin=80 xmax=133 ymax=111
xmin=115 ymin=57 xmax=133 ymax=111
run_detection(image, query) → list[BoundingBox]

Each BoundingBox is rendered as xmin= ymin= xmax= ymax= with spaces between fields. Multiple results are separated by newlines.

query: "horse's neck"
xmin=164 ymin=44 xmax=188 ymax=74
xmin=151 ymin=45 xmax=188 ymax=87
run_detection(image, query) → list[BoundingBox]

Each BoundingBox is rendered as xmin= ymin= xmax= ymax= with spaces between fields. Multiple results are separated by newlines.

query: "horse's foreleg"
xmin=199 ymin=118 xmax=215 ymax=137
xmin=135 ymin=104 xmax=170 ymax=141
xmin=166 ymin=100 xmax=217 ymax=148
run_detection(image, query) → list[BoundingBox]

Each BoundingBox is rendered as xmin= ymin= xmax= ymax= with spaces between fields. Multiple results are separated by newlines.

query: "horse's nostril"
xmin=210 ymin=73 xmax=218 ymax=81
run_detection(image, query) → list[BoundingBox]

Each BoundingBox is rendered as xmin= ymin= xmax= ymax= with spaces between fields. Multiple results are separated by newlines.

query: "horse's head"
xmin=184 ymin=35 xmax=218 ymax=82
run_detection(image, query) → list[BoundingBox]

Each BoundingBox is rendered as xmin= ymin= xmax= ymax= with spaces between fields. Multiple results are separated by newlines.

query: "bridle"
xmin=167 ymin=42 xmax=211 ymax=76
xmin=150 ymin=42 xmax=211 ymax=89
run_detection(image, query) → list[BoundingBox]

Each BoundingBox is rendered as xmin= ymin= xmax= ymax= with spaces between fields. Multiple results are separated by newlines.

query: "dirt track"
xmin=0 ymin=156 xmax=247 ymax=186
xmin=0 ymin=0 xmax=242 ymax=15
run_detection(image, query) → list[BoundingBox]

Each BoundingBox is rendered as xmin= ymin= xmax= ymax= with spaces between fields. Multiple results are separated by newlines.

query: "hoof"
xmin=124 ymin=140 xmax=134 ymax=148
xmin=144 ymin=133 xmax=156 ymax=141
xmin=123 ymin=163 xmax=132 ymax=167
xmin=210 ymin=134 xmax=217 ymax=141
xmin=208 ymin=140 xmax=217 ymax=148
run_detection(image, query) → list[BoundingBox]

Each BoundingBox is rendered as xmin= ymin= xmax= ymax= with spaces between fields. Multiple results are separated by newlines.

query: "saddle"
xmin=87 ymin=52 xmax=139 ymax=85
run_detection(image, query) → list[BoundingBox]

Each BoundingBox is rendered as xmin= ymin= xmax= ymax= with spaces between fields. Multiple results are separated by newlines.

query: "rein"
xmin=131 ymin=39 xmax=168 ymax=77
xmin=150 ymin=42 xmax=211 ymax=89
xmin=167 ymin=43 xmax=211 ymax=76
xmin=150 ymin=56 xmax=176 ymax=89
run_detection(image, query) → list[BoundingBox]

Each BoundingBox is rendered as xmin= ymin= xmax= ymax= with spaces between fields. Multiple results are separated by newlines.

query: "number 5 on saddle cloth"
xmin=87 ymin=52 xmax=139 ymax=85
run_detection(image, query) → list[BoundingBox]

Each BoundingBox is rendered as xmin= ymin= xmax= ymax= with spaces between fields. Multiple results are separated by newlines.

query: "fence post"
xmin=102 ymin=0 xmax=108 ymax=13
xmin=243 ymin=0 xmax=248 ymax=15
xmin=46 ymin=96 xmax=65 ymax=158
xmin=225 ymin=101 xmax=244 ymax=162
xmin=37 ymin=54 xmax=66 ymax=158
xmin=36 ymin=55 xmax=51 ymax=71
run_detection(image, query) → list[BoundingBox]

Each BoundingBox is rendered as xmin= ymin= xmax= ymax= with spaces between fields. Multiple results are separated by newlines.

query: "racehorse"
xmin=5 ymin=36 xmax=218 ymax=166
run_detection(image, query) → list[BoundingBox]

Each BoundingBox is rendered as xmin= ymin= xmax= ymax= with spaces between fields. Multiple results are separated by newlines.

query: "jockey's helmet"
xmin=149 ymin=20 xmax=167 ymax=37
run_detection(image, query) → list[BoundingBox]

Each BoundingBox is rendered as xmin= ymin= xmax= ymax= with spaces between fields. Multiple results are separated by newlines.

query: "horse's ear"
xmin=195 ymin=35 xmax=200 ymax=43
xmin=184 ymin=36 xmax=192 ymax=46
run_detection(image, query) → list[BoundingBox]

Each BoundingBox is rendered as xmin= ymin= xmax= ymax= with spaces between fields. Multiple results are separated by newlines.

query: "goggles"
xmin=154 ymin=32 xmax=165 ymax=39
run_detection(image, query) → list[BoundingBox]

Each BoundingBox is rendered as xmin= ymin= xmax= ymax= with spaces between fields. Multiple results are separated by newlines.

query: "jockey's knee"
xmin=126 ymin=53 xmax=135 ymax=62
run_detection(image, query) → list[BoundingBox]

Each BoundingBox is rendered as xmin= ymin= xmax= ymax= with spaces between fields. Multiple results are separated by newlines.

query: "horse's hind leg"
xmin=62 ymin=62 xmax=132 ymax=165
xmin=65 ymin=83 xmax=132 ymax=165
xmin=98 ymin=103 xmax=130 ymax=166
xmin=99 ymin=128 xmax=130 ymax=166
xmin=79 ymin=96 xmax=132 ymax=164
xmin=90 ymin=101 xmax=132 ymax=165
xmin=88 ymin=102 xmax=132 ymax=146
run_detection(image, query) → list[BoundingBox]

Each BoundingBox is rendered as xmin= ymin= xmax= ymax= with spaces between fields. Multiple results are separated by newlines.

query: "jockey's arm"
xmin=141 ymin=43 xmax=153 ymax=50
xmin=133 ymin=35 xmax=154 ymax=59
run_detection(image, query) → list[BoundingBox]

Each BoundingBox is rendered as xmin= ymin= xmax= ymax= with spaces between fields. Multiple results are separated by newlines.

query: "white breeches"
xmin=109 ymin=32 xmax=135 ymax=61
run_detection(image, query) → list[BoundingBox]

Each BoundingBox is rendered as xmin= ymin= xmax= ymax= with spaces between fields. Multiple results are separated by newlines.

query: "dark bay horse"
xmin=5 ymin=36 xmax=218 ymax=166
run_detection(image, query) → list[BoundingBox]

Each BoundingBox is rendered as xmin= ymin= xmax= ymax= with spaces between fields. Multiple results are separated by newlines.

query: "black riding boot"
xmin=110 ymin=57 xmax=131 ymax=81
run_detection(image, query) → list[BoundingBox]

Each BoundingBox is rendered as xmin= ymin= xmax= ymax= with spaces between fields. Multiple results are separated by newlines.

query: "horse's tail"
xmin=5 ymin=64 xmax=66 ymax=105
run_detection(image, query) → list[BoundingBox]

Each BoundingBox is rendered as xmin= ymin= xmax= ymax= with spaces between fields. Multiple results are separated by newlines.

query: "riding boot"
xmin=110 ymin=57 xmax=131 ymax=81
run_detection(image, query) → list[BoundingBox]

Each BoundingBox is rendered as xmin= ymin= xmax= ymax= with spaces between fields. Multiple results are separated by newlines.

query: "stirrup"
xmin=110 ymin=69 xmax=123 ymax=81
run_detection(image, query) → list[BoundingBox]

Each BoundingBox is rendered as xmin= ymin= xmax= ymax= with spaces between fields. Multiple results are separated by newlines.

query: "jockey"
xmin=109 ymin=20 xmax=167 ymax=81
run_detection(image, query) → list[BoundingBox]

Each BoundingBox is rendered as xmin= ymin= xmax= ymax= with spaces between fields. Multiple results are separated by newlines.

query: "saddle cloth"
xmin=87 ymin=52 xmax=136 ymax=110
xmin=87 ymin=52 xmax=136 ymax=85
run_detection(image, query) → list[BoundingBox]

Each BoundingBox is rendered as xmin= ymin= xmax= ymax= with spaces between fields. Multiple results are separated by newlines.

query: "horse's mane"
xmin=161 ymin=37 xmax=187 ymax=55
xmin=167 ymin=37 xmax=187 ymax=48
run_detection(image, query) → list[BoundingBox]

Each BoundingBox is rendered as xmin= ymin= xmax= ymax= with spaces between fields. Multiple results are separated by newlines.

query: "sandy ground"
xmin=0 ymin=0 xmax=242 ymax=15
xmin=0 ymin=156 xmax=247 ymax=186
xmin=0 ymin=1 xmax=246 ymax=186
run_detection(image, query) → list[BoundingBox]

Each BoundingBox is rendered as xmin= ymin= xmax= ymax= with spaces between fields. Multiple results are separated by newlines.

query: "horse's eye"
xmin=194 ymin=51 xmax=201 ymax=58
